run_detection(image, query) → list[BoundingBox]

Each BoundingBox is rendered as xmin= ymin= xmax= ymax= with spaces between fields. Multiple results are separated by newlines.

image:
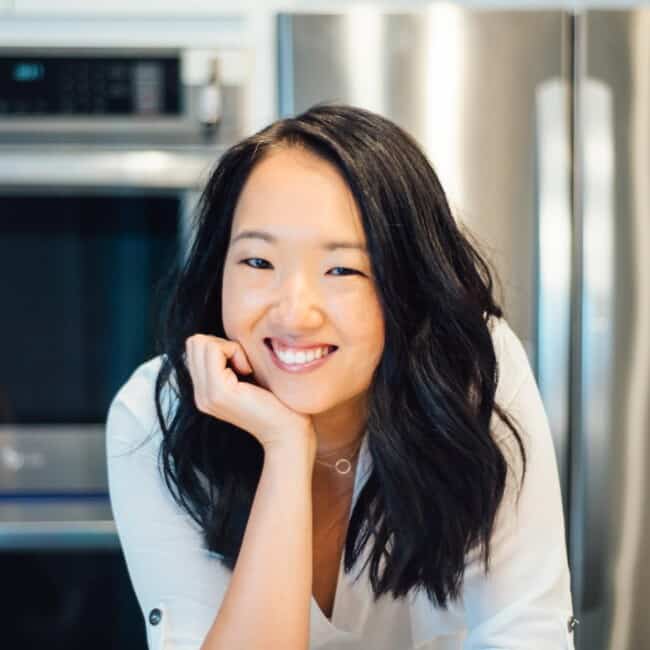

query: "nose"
xmin=270 ymin=271 xmax=324 ymax=330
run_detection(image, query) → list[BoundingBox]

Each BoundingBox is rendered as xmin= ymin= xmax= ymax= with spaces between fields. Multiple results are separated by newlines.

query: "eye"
xmin=239 ymin=259 xmax=361 ymax=276
xmin=240 ymin=257 xmax=271 ymax=269
xmin=328 ymin=267 xmax=361 ymax=276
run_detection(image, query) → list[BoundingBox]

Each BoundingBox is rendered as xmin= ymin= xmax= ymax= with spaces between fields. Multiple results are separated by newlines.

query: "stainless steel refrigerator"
xmin=574 ymin=10 xmax=650 ymax=650
xmin=276 ymin=8 xmax=650 ymax=649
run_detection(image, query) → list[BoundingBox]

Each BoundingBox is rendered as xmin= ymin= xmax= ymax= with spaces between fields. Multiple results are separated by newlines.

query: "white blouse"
xmin=106 ymin=316 xmax=577 ymax=649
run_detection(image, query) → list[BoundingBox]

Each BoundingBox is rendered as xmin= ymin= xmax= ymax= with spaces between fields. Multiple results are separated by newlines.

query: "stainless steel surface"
xmin=0 ymin=44 xmax=239 ymax=553
xmin=0 ymin=96 xmax=244 ymax=147
xmin=535 ymin=77 xmax=573 ymax=521
xmin=0 ymin=503 xmax=117 ymax=550
xmin=0 ymin=180 xmax=198 ymax=548
xmin=0 ymin=427 xmax=107 ymax=491
xmin=0 ymin=35 xmax=242 ymax=647
xmin=576 ymin=76 xmax=614 ymax=626
xmin=0 ymin=47 xmax=244 ymax=145
xmin=180 ymin=188 xmax=202 ymax=264
xmin=0 ymin=427 xmax=118 ymax=549
xmin=574 ymin=10 xmax=650 ymax=650
xmin=0 ymin=145 xmax=220 ymax=189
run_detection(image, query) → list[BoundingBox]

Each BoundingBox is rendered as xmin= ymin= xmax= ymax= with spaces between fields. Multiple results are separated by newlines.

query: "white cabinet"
xmin=13 ymin=0 xmax=243 ymax=15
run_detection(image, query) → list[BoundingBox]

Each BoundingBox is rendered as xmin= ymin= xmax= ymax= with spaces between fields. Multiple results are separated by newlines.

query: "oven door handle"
xmin=0 ymin=147 xmax=219 ymax=189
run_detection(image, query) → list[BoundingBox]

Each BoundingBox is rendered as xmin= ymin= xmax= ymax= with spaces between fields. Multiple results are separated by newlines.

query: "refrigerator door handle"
xmin=535 ymin=77 xmax=573 ymax=531
xmin=576 ymin=78 xmax=615 ymax=611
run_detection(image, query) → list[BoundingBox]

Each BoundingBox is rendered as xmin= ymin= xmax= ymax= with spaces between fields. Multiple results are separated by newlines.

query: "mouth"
xmin=263 ymin=338 xmax=338 ymax=373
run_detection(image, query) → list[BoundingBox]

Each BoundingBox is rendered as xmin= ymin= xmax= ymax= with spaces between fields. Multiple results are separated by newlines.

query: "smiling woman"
xmin=221 ymin=145 xmax=384 ymax=456
xmin=106 ymin=103 xmax=576 ymax=650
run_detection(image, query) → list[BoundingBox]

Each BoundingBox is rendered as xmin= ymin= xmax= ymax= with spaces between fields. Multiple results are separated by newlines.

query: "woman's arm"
xmin=107 ymin=368 xmax=317 ymax=650
xmin=201 ymin=440 xmax=316 ymax=650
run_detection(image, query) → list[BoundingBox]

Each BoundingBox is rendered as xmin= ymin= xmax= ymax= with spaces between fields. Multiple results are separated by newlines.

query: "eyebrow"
xmin=230 ymin=229 xmax=368 ymax=253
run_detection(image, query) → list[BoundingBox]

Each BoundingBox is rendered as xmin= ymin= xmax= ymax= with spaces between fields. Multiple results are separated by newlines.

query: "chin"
xmin=273 ymin=390 xmax=335 ymax=416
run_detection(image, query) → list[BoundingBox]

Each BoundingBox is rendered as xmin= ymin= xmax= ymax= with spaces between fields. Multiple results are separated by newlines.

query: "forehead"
xmin=231 ymin=147 xmax=364 ymax=239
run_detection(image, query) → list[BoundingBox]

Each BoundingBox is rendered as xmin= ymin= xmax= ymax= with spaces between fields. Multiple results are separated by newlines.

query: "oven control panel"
xmin=0 ymin=55 xmax=180 ymax=116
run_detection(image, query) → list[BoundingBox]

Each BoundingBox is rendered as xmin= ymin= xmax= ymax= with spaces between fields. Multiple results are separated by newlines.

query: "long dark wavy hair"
xmin=150 ymin=102 xmax=527 ymax=610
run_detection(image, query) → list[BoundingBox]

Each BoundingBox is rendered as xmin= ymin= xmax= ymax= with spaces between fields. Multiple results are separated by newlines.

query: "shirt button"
xmin=149 ymin=608 xmax=163 ymax=626
xmin=567 ymin=615 xmax=579 ymax=632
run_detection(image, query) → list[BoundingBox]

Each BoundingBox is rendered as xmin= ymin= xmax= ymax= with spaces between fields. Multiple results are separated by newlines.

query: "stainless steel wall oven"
xmin=0 ymin=44 xmax=245 ymax=649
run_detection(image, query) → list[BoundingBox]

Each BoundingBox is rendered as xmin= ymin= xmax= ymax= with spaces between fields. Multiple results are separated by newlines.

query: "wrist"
xmin=263 ymin=426 xmax=317 ymax=465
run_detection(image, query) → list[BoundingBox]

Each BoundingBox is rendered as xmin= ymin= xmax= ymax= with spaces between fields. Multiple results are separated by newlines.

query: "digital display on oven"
xmin=12 ymin=62 xmax=46 ymax=83
xmin=0 ymin=56 xmax=181 ymax=116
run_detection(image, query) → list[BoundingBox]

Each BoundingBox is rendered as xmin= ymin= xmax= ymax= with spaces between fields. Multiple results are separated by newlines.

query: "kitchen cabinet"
xmin=13 ymin=0 xmax=242 ymax=14
xmin=10 ymin=0 xmax=646 ymax=16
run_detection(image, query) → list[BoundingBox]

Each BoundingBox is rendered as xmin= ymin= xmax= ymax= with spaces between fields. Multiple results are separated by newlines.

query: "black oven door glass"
xmin=0 ymin=195 xmax=180 ymax=424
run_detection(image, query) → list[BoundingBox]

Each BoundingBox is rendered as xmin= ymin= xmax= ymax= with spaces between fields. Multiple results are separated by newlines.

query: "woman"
xmin=107 ymin=103 xmax=576 ymax=649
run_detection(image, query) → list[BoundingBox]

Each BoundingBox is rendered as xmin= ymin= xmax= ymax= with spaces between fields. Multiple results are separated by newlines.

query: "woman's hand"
xmin=184 ymin=334 xmax=316 ymax=454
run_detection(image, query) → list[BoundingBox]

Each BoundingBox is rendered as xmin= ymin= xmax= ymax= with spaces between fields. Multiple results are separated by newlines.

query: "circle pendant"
xmin=335 ymin=459 xmax=352 ymax=474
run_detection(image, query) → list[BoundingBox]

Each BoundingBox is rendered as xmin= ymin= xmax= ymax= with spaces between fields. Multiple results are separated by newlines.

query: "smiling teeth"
xmin=274 ymin=345 xmax=331 ymax=365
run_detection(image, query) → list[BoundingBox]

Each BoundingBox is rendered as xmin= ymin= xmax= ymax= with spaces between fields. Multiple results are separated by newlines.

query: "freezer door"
xmin=576 ymin=10 xmax=650 ymax=650
xmin=278 ymin=9 xmax=573 ymax=529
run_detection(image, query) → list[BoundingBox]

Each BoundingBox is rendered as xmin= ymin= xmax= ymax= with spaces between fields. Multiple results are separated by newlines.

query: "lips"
xmin=264 ymin=338 xmax=337 ymax=354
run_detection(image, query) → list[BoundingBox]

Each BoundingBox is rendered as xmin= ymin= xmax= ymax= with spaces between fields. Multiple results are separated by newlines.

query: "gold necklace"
xmin=314 ymin=438 xmax=363 ymax=475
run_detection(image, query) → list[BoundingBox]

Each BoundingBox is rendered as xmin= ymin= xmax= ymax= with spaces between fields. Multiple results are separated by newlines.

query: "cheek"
xmin=336 ymin=293 xmax=385 ymax=359
xmin=221 ymin=269 xmax=266 ymax=338
xmin=362 ymin=300 xmax=385 ymax=364
xmin=221 ymin=269 xmax=244 ymax=339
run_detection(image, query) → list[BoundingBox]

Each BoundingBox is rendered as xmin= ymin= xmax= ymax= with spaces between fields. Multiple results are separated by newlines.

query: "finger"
xmin=203 ymin=337 xmax=229 ymax=397
xmin=196 ymin=335 xmax=219 ymax=408
xmin=231 ymin=347 xmax=254 ymax=375
xmin=219 ymin=339 xmax=254 ymax=375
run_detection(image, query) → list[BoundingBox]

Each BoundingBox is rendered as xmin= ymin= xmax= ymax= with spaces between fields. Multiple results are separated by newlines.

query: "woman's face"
xmin=221 ymin=146 xmax=385 ymax=417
